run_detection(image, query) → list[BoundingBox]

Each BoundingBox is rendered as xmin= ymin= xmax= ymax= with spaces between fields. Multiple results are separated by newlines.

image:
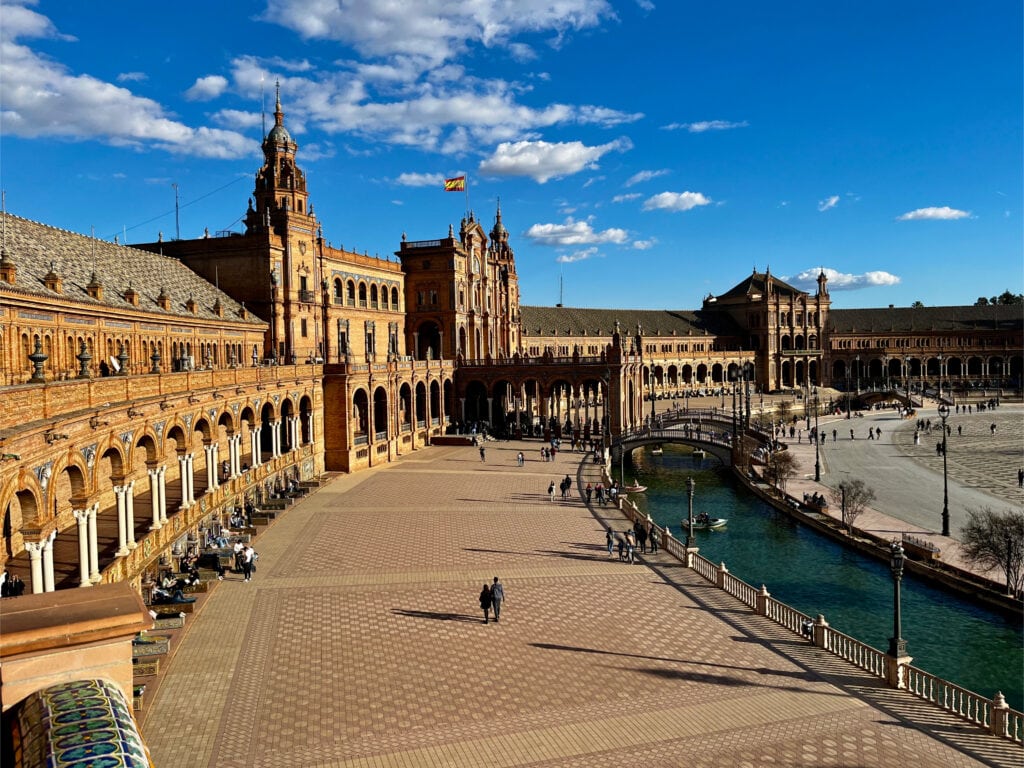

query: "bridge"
xmin=611 ymin=410 xmax=760 ymax=466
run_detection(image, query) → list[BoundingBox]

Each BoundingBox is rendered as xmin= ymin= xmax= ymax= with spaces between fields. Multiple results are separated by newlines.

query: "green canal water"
xmin=615 ymin=444 xmax=1024 ymax=711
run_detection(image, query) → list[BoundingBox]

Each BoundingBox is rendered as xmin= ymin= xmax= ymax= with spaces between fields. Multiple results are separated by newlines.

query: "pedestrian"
xmin=957 ymin=425 xmax=962 ymax=436
xmin=850 ymin=429 xmax=855 ymax=440
xmin=242 ymin=545 xmax=256 ymax=582
xmin=548 ymin=480 xmax=556 ymax=501
xmin=637 ymin=524 xmax=648 ymax=554
xmin=648 ymin=522 xmax=659 ymax=554
xmin=832 ymin=429 xmax=837 ymax=443
xmin=479 ymin=446 xmax=486 ymax=462
xmin=563 ymin=474 xmax=572 ymax=496
xmin=990 ymin=423 xmax=997 ymax=435
xmin=606 ymin=527 xmax=615 ymax=558
xmin=875 ymin=427 xmax=881 ymax=439
xmin=517 ymin=451 xmax=524 ymax=466
xmin=490 ymin=577 xmax=505 ymax=622
xmin=586 ymin=483 xmax=593 ymax=503
xmin=479 ymin=583 xmax=492 ymax=623
xmin=1018 ymin=467 xmax=1023 ymax=489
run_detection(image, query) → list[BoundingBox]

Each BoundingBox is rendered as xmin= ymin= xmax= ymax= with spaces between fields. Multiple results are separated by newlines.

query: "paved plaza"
xmin=140 ymin=436 xmax=1021 ymax=767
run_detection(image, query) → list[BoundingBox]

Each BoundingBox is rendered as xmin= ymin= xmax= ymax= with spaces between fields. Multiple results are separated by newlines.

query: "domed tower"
xmin=488 ymin=201 xmax=522 ymax=356
xmin=245 ymin=82 xmax=312 ymax=236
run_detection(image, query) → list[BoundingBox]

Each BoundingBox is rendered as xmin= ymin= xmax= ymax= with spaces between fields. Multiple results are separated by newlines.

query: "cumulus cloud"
xmin=525 ymin=217 xmax=628 ymax=246
xmin=785 ymin=267 xmax=901 ymax=291
xmin=0 ymin=6 xmax=254 ymax=158
xmin=395 ymin=172 xmax=445 ymax=187
xmin=556 ymin=247 xmax=598 ymax=263
xmin=625 ymin=169 xmax=669 ymax=187
xmin=642 ymin=191 xmax=712 ymax=212
xmin=185 ymin=75 xmax=229 ymax=101
xmin=479 ymin=137 xmax=631 ymax=183
xmin=662 ymin=119 xmax=748 ymax=132
xmin=260 ymin=0 xmax=616 ymax=74
xmin=632 ymin=238 xmax=656 ymax=250
xmin=896 ymin=206 xmax=971 ymax=221
xmin=818 ymin=195 xmax=840 ymax=212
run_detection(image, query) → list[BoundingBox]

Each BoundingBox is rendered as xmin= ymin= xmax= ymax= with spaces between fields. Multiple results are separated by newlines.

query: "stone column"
xmin=271 ymin=421 xmax=281 ymax=458
xmin=125 ymin=480 xmax=137 ymax=550
xmin=413 ymin=331 xmax=420 ymax=359
xmin=158 ymin=467 xmax=168 ymax=524
xmin=148 ymin=468 xmax=162 ymax=530
xmin=289 ymin=416 xmax=300 ymax=451
xmin=460 ymin=397 xmax=466 ymax=425
xmin=229 ymin=435 xmax=240 ymax=477
xmin=25 ymin=541 xmax=44 ymax=594
xmin=212 ymin=444 xmax=221 ymax=489
xmin=114 ymin=485 xmax=129 ymax=556
xmin=42 ymin=530 xmax=56 ymax=592
xmin=250 ymin=429 xmax=261 ymax=467
xmin=186 ymin=453 xmax=196 ymax=505
xmin=88 ymin=504 xmax=101 ymax=583
xmin=205 ymin=445 xmax=216 ymax=490
xmin=178 ymin=455 xmax=190 ymax=509
xmin=74 ymin=509 xmax=91 ymax=587
xmin=486 ymin=397 xmax=494 ymax=427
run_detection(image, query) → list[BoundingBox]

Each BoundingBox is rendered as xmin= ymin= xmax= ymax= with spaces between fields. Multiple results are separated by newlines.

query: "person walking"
xmin=1018 ymin=467 xmax=1023 ymax=489
xmin=606 ymin=528 xmax=615 ymax=558
xmin=479 ymin=446 xmax=486 ymax=462
xmin=479 ymin=583 xmax=492 ymax=624
xmin=490 ymin=577 xmax=505 ymax=622
xmin=548 ymin=480 xmax=556 ymax=501
xmin=242 ymin=545 xmax=256 ymax=582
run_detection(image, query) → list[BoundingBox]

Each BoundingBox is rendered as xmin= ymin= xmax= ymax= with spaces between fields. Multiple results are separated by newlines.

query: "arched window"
xmin=347 ymin=280 xmax=356 ymax=306
xmin=358 ymin=282 xmax=367 ymax=307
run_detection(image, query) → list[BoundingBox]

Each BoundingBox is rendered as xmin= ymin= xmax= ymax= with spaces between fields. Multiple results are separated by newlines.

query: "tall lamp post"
xmin=685 ymin=477 xmax=696 ymax=549
xmin=855 ymin=354 xmax=861 ymax=394
xmin=813 ymin=388 xmax=821 ymax=481
xmin=938 ymin=403 xmax=950 ymax=536
xmin=887 ymin=540 xmax=908 ymax=658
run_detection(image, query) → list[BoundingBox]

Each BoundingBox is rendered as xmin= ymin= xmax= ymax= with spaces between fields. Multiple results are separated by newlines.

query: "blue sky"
xmin=1 ymin=0 xmax=1021 ymax=310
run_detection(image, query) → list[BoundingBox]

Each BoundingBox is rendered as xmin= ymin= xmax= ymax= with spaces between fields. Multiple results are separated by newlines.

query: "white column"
xmin=88 ymin=504 xmax=101 ymax=583
xmin=186 ymin=453 xmax=196 ymax=505
xmin=204 ymin=445 xmax=216 ymax=491
xmin=42 ymin=530 xmax=56 ymax=592
xmin=74 ymin=509 xmax=91 ymax=587
xmin=178 ymin=455 xmax=190 ymax=509
xmin=249 ymin=430 xmax=259 ymax=467
xmin=114 ymin=485 xmax=129 ymax=556
xmin=158 ymin=467 xmax=168 ymax=523
xmin=272 ymin=420 xmax=282 ymax=457
xmin=125 ymin=480 xmax=137 ymax=550
xmin=230 ymin=435 xmax=240 ymax=477
xmin=149 ymin=468 xmax=162 ymax=530
xmin=290 ymin=417 xmax=300 ymax=450
xmin=25 ymin=541 xmax=44 ymax=594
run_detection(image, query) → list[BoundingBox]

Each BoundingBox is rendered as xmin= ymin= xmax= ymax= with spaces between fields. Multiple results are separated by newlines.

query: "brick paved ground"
xmin=140 ymin=440 xmax=1021 ymax=768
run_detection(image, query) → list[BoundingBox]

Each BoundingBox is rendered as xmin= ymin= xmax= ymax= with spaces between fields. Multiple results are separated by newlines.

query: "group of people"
xmin=605 ymin=520 xmax=659 ymax=564
xmin=803 ymin=492 xmax=828 ymax=509
xmin=0 ymin=571 xmax=26 ymax=597
xmin=232 ymin=541 xmax=259 ymax=582
xmin=477 ymin=576 xmax=505 ymax=623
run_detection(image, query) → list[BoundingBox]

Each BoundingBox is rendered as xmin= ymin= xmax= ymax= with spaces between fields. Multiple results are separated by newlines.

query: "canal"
xmin=616 ymin=444 xmax=1024 ymax=711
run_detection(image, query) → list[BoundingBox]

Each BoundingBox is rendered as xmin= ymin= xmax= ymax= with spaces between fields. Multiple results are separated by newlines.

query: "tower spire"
xmin=275 ymin=79 xmax=284 ymax=127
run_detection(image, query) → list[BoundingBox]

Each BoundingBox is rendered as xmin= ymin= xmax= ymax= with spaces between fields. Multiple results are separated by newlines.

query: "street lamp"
xmin=685 ymin=476 xmax=696 ymax=549
xmin=937 ymin=353 xmax=944 ymax=402
xmin=938 ymin=402 xmax=950 ymax=536
xmin=855 ymin=354 xmax=861 ymax=394
xmin=813 ymin=388 xmax=820 ymax=481
xmin=887 ymin=540 xmax=908 ymax=658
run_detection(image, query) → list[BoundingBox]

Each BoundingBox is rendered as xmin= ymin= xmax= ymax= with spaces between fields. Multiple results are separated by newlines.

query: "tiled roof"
xmin=0 ymin=213 xmax=263 ymax=325
xmin=829 ymin=305 xmax=1023 ymax=333
xmin=715 ymin=270 xmax=806 ymax=300
xmin=520 ymin=306 xmax=742 ymax=337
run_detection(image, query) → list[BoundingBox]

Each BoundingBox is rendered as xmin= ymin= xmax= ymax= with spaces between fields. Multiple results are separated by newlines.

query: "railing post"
xmin=812 ymin=614 xmax=829 ymax=649
xmin=884 ymin=649 xmax=913 ymax=690
xmin=716 ymin=562 xmax=728 ymax=589
xmin=755 ymin=585 xmax=770 ymax=617
xmin=991 ymin=692 xmax=1009 ymax=737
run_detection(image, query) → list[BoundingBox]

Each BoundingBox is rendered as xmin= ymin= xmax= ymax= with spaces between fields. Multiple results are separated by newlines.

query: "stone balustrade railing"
xmin=611 ymin=492 xmax=1022 ymax=744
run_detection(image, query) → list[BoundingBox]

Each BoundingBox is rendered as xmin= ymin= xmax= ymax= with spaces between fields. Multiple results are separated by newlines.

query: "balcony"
xmin=298 ymin=290 xmax=317 ymax=304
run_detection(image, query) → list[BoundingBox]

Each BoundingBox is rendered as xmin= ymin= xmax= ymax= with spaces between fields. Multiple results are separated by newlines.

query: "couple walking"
xmin=478 ymin=576 xmax=506 ymax=623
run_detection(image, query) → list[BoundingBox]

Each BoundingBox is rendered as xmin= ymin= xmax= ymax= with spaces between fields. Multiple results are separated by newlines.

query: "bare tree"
xmin=960 ymin=507 xmax=1024 ymax=596
xmin=765 ymin=450 xmax=798 ymax=493
xmin=829 ymin=478 xmax=876 ymax=533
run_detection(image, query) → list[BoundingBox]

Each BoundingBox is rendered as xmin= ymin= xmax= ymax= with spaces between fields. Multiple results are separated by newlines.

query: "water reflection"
xmin=616 ymin=444 xmax=1023 ymax=710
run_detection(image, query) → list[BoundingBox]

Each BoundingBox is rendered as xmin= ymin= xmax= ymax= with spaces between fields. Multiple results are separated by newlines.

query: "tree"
xmin=960 ymin=507 xmax=1024 ymax=596
xmin=775 ymin=400 xmax=792 ymax=425
xmin=911 ymin=300 xmax=924 ymax=308
xmin=829 ymin=478 xmax=876 ymax=533
xmin=765 ymin=450 xmax=798 ymax=493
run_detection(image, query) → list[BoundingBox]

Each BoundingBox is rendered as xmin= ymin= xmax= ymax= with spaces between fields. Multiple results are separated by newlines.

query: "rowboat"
xmin=622 ymin=482 xmax=647 ymax=493
xmin=691 ymin=517 xmax=727 ymax=530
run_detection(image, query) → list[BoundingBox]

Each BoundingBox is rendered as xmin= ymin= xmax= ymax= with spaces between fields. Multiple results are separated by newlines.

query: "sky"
xmin=1 ymin=0 xmax=1021 ymax=311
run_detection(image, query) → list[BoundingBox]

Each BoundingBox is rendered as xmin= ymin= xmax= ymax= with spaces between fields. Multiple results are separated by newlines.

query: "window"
xmin=301 ymin=319 xmax=308 ymax=337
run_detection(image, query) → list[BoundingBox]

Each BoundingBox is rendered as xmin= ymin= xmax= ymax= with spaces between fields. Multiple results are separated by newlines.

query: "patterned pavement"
xmin=140 ymin=440 xmax=1021 ymax=767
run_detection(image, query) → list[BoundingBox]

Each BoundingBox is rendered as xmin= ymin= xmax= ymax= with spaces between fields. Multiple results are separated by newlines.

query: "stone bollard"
xmin=716 ymin=562 xmax=729 ymax=589
xmin=990 ymin=692 xmax=1009 ymax=737
xmin=812 ymin=614 xmax=829 ymax=649
xmin=755 ymin=585 xmax=770 ymax=617
xmin=884 ymin=649 xmax=913 ymax=690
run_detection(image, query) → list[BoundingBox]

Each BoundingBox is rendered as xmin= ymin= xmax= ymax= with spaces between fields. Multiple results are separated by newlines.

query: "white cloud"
xmin=785 ymin=267 xmax=901 ymax=291
xmin=662 ymin=119 xmax=748 ymax=132
xmin=525 ymin=217 xmax=628 ymax=246
xmin=117 ymin=71 xmax=147 ymax=83
xmin=632 ymin=238 xmax=656 ymax=250
xmin=896 ymin=206 xmax=971 ymax=221
xmin=556 ymin=247 xmax=598 ymax=263
xmin=479 ymin=137 xmax=631 ymax=183
xmin=0 ymin=7 xmax=254 ymax=158
xmin=260 ymin=0 xmax=616 ymax=74
xmin=185 ymin=75 xmax=229 ymax=101
xmin=818 ymin=195 xmax=840 ymax=212
xmin=613 ymin=193 xmax=642 ymax=203
xmin=395 ymin=172 xmax=445 ymax=187
xmin=625 ymin=169 xmax=669 ymax=187
xmin=642 ymin=191 xmax=712 ymax=212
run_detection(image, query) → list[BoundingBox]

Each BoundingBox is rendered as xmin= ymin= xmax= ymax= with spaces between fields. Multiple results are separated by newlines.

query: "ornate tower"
xmin=488 ymin=202 xmax=522 ymax=356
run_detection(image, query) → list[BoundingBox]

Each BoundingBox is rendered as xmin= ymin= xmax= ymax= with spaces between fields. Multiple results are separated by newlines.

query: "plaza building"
xmin=0 ymin=94 xmax=1021 ymax=754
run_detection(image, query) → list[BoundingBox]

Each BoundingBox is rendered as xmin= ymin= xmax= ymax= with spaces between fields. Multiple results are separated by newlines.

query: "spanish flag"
xmin=444 ymin=176 xmax=466 ymax=192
